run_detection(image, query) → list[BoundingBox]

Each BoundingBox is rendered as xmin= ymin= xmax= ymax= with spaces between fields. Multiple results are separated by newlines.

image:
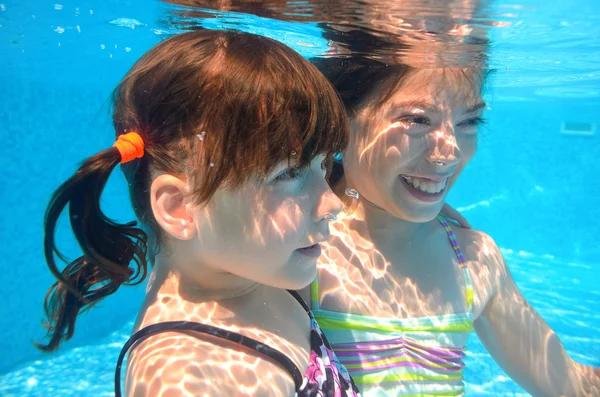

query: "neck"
xmin=357 ymin=197 xmax=429 ymax=246
xmin=151 ymin=256 xmax=262 ymax=303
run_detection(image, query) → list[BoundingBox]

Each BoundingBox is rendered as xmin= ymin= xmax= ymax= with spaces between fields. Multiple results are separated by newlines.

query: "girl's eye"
xmin=274 ymin=166 xmax=305 ymax=182
xmin=458 ymin=117 xmax=487 ymax=128
xmin=397 ymin=115 xmax=431 ymax=127
xmin=321 ymin=157 xmax=329 ymax=171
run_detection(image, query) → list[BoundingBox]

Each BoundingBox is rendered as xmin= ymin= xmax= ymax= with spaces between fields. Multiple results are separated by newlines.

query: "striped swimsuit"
xmin=311 ymin=216 xmax=474 ymax=396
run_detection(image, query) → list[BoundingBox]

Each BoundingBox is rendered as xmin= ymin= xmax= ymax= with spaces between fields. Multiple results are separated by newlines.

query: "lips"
xmin=398 ymin=174 xmax=452 ymax=203
xmin=295 ymin=244 xmax=322 ymax=258
xmin=400 ymin=175 xmax=448 ymax=194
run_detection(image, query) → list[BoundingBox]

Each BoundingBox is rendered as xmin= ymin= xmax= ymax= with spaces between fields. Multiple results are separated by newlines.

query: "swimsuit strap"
xmin=436 ymin=215 xmax=474 ymax=311
xmin=288 ymin=289 xmax=310 ymax=312
xmin=114 ymin=320 xmax=303 ymax=397
xmin=436 ymin=216 xmax=467 ymax=267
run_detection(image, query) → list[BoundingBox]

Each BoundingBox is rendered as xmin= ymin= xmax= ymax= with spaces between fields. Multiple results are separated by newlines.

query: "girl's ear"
xmin=150 ymin=174 xmax=197 ymax=240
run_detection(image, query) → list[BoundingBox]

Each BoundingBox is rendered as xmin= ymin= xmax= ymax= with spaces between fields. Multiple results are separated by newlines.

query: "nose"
xmin=310 ymin=172 xmax=343 ymax=223
xmin=425 ymin=123 xmax=461 ymax=168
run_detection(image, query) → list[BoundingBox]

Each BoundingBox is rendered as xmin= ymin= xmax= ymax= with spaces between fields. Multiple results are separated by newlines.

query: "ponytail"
xmin=36 ymin=146 xmax=148 ymax=352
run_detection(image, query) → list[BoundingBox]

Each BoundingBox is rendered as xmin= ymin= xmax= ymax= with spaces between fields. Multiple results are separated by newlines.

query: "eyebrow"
xmin=393 ymin=101 xmax=439 ymax=113
xmin=466 ymin=102 xmax=487 ymax=113
xmin=393 ymin=100 xmax=487 ymax=114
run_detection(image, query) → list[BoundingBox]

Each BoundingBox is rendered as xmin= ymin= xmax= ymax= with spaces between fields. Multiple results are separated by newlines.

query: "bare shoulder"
xmin=124 ymin=330 xmax=296 ymax=397
xmin=451 ymin=226 xmax=504 ymax=266
xmin=449 ymin=225 xmax=509 ymax=316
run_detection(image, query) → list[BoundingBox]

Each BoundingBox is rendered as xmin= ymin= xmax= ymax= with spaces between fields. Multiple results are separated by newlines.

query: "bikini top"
xmin=310 ymin=216 xmax=474 ymax=396
xmin=115 ymin=290 xmax=361 ymax=397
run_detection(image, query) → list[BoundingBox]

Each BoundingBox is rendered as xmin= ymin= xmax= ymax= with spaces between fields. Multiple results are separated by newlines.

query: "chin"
xmin=404 ymin=211 xmax=440 ymax=223
xmin=390 ymin=200 xmax=445 ymax=223
xmin=292 ymin=268 xmax=318 ymax=290
xmin=264 ymin=259 xmax=317 ymax=290
xmin=287 ymin=260 xmax=318 ymax=290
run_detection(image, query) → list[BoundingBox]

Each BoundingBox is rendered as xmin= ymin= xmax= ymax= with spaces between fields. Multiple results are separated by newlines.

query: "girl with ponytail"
xmin=38 ymin=30 xmax=361 ymax=397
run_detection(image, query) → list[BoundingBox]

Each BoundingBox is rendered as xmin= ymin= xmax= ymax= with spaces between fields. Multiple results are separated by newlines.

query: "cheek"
xmin=345 ymin=121 xmax=383 ymax=173
xmin=349 ymin=127 xmax=409 ymax=177
xmin=458 ymin=135 xmax=478 ymax=163
xmin=251 ymin=195 xmax=307 ymax=246
xmin=447 ymin=136 xmax=477 ymax=189
xmin=198 ymin=189 xmax=264 ymax=245
xmin=196 ymin=201 xmax=244 ymax=246
xmin=380 ymin=133 xmax=424 ymax=176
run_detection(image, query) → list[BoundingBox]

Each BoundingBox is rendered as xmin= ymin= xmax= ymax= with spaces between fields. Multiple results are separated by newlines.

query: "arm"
xmin=125 ymin=332 xmax=296 ymax=397
xmin=474 ymin=243 xmax=599 ymax=397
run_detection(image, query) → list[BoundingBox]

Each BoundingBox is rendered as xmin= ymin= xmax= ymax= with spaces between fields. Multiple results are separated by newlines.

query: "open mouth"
xmin=295 ymin=244 xmax=322 ymax=259
xmin=399 ymin=175 xmax=448 ymax=202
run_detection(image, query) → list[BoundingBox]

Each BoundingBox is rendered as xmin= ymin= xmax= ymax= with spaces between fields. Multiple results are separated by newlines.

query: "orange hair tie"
xmin=113 ymin=132 xmax=144 ymax=164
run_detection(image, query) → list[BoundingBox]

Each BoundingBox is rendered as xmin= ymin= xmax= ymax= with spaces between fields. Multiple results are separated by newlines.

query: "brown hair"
xmin=312 ymin=57 xmax=490 ymax=115
xmin=37 ymin=29 xmax=348 ymax=352
xmin=311 ymin=57 xmax=413 ymax=116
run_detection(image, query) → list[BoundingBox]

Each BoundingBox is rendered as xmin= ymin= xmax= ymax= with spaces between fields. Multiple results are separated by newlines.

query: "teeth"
xmin=402 ymin=175 xmax=447 ymax=194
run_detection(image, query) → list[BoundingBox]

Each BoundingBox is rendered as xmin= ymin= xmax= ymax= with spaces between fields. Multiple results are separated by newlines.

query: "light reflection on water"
xmin=157 ymin=0 xmax=600 ymax=90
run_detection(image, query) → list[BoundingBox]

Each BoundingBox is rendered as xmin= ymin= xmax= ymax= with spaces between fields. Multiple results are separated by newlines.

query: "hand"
xmin=440 ymin=203 xmax=471 ymax=228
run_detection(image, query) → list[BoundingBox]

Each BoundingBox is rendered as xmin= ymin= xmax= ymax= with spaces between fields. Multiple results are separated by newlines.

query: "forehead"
xmin=385 ymin=68 xmax=484 ymax=111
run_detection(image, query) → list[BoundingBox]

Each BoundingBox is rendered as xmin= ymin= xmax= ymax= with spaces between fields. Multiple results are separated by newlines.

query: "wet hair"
xmin=37 ymin=29 xmax=348 ymax=352
xmin=311 ymin=56 xmax=491 ymax=116
xmin=310 ymin=20 xmax=491 ymax=112
xmin=311 ymin=57 xmax=412 ymax=116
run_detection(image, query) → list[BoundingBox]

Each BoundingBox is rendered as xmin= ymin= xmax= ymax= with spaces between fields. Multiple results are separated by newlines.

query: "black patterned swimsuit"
xmin=115 ymin=291 xmax=361 ymax=397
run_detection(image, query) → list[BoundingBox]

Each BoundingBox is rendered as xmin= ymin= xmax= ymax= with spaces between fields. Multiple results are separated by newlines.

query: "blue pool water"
xmin=0 ymin=0 xmax=599 ymax=395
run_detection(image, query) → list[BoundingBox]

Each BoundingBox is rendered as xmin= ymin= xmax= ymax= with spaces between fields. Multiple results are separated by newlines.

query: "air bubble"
xmin=54 ymin=4 xmax=63 ymax=10
xmin=345 ymin=188 xmax=359 ymax=200
xmin=324 ymin=214 xmax=337 ymax=221
xmin=290 ymin=150 xmax=297 ymax=156
xmin=197 ymin=131 xmax=206 ymax=141
xmin=209 ymin=162 xmax=214 ymax=167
